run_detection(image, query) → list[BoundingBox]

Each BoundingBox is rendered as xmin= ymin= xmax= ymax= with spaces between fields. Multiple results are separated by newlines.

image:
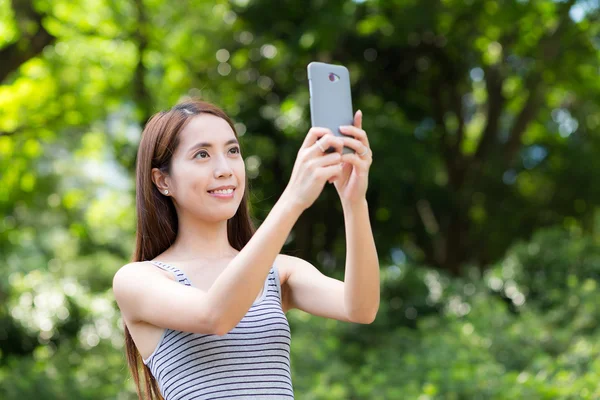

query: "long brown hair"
xmin=125 ymin=99 xmax=255 ymax=399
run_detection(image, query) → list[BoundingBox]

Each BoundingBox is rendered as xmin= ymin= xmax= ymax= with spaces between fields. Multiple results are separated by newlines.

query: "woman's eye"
xmin=194 ymin=150 xmax=209 ymax=159
xmin=229 ymin=147 xmax=241 ymax=155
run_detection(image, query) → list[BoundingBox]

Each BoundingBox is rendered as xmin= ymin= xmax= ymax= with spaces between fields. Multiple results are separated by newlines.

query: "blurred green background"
xmin=1 ymin=0 xmax=600 ymax=398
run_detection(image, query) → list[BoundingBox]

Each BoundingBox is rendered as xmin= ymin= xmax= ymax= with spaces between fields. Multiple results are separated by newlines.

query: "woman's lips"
xmin=207 ymin=188 xmax=235 ymax=199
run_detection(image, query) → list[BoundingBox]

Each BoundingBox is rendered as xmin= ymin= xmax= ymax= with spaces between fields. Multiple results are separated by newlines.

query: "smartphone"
xmin=307 ymin=62 xmax=355 ymax=154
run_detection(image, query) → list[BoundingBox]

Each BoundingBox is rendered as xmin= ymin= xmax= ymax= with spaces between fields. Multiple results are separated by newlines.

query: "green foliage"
xmin=288 ymin=228 xmax=600 ymax=399
xmin=1 ymin=0 xmax=599 ymax=398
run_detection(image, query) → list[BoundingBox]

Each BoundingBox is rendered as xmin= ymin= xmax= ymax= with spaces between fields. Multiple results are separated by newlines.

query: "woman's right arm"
xmin=113 ymin=196 xmax=303 ymax=336
xmin=113 ymin=128 xmax=345 ymax=335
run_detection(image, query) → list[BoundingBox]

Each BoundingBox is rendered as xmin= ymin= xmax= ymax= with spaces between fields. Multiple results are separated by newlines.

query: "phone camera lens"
xmin=328 ymin=73 xmax=339 ymax=82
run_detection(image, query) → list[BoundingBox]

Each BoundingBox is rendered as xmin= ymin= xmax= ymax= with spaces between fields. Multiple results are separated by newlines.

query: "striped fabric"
xmin=143 ymin=260 xmax=293 ymax=400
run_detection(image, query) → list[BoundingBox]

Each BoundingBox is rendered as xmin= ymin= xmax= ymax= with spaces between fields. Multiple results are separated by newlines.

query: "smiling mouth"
xmin=208 ymin=188 xmax=235 ymax=195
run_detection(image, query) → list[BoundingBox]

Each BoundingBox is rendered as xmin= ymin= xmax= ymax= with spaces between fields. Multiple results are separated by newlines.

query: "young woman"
xmin=112 ymin=99 xmax=380 ymax=400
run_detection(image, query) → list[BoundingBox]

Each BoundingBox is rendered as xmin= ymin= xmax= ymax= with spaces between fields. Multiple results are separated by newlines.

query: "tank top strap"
xmin=270 ymin=264 xmax=282 ymax=302
xmin=148 ymin=260 xmax=192 ymax=286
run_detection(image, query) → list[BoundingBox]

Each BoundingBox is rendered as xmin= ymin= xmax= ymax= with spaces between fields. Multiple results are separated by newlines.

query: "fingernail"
xmin=358 ymin=109 xmax=362 ymax=116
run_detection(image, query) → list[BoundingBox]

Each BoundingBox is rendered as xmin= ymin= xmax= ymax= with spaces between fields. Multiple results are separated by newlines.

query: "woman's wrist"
xmin=341 ymin=197 xmax=368 ymax=212
xmin=279 ymin=189 xmax=307 ymax=216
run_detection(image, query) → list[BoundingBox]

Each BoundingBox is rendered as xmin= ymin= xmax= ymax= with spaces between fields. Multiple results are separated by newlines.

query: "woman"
xmin=113 ymin=99 xmax=380 ymax=400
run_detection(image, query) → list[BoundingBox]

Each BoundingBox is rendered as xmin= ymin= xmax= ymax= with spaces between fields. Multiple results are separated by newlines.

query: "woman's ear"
xmin=152 ymin=167 xmax=171 ymax=196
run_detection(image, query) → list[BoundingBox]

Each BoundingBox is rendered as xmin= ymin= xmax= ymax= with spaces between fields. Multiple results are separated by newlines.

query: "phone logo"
xmin=328 ymin=73 xmax=340 ymax=82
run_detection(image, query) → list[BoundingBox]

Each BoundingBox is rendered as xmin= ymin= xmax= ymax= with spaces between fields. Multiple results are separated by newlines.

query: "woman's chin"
xmin=200 ymin=204 xmax=241 ymax=222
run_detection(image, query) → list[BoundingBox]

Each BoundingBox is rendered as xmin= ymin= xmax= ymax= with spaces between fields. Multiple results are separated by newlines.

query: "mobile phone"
xmin=307 ymin=62 xmax=355 ymax=154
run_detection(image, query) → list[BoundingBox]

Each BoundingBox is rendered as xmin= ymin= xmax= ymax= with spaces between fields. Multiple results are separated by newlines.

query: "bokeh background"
xmin=2 ymin=0 xmax=600 ymax=398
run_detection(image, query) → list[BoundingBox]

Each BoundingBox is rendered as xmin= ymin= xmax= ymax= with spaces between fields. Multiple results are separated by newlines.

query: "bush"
xmin=289 ymin=227 xmax=600 ymax=399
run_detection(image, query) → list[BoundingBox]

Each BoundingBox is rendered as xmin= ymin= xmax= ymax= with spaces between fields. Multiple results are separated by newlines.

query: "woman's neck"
xmin=163 ymin=216 xmax=237 ymax=262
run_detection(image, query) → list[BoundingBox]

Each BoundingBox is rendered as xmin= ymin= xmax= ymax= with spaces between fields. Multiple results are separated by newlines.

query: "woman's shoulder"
xmin=114 ymin=260 xmax=158 ymax=276
xmin=113 ymin=261 xmax=176 ymax=295
xmin=112 ymin=261 xmax=178 ymax=316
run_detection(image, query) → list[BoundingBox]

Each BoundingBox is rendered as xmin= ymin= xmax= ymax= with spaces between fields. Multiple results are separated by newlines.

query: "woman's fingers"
xmin=340 ymin=136 xmax=372 ymax=170
xmin=301 ymin=128 xmax=345 ymax=160
xmin=313 ymin=151 xmax=342 ymax=167
xmin=340 ymin=137 xmax=371 ymax=158
xmin=340 ymin=153 xmax=369 ymax=173
xmin=309 ymin=133 xmax=344 ymax=157
xmin=354 ymin=109 xmax=362 ymax=130
xmin=339 ymin=125 xmax=369 ymax=148
xmin=301 ymin=127 xmax=331 ymax=150
xmin=315 ymin=162 xmax=344 ymax=182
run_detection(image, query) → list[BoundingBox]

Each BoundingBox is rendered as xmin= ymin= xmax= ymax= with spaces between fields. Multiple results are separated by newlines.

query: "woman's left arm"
xmin=282 ymin=110 xmax=380 ymax=324
xmin=339 ymin=198 xmax=380 ymax=323
xmin=335 ymin=110 xmax=379 ymax=323
xmin=280 ymin=200 xmax=379 ymax=324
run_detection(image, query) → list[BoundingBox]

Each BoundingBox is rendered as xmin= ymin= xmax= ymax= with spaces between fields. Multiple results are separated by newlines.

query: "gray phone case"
xmin=307 ymin=62 xmax=355 ymax=154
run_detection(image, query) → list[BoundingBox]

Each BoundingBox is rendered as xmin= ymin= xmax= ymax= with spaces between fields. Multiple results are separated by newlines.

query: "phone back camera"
xmin=328 ymin=73 xmax=340 ymax=82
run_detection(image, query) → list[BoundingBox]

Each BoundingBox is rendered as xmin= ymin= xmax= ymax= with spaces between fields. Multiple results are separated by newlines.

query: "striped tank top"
xmin=143 ymin=260 xmax=293 ymax=400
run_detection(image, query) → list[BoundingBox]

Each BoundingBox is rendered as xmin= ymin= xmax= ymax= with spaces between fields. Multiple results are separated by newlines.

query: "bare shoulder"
xmin=112 ymin=261 xmax=222 ymax=334
xmin=112 ymin=262 xmax=175 ymax=313
xmin=113 ymin=261 xmax=174 ymax=287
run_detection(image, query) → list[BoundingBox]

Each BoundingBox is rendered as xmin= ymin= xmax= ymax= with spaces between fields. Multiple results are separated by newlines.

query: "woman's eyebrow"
xmin=188 ymin=138 xmax=239 ymax=152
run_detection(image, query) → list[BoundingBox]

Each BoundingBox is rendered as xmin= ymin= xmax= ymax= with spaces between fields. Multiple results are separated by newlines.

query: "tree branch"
xmin=504 ymin=77 xmax=542 ymax=163
xmin=503 ymin=0 xmax=577 ymax=164
xmin=431 ymin=82 xmax=453 ymax=166
xmin=0 ymin=0 xmax=56 ymax=83
xmin=132 ymin=0 xmax=152 ymax=123
xmin=473 ymin=64 xmax=505 ymax=166
xmin=450 ymin=82 xmax=465 ymax=153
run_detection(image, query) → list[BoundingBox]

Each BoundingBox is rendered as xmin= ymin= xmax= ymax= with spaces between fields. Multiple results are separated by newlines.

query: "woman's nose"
xmin=213 ymin=156 xmax=234 ymax=178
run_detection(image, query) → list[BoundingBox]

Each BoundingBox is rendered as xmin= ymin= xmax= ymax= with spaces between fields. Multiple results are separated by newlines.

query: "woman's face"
xmin=166 ymin=114 xmax=245 ymax=222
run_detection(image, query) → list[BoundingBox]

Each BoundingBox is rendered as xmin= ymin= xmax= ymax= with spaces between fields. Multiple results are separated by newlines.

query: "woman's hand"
xmin=332 ymin=110 xmax=373 ymax=206
xmin=282 ymin=127 xmax=345 ymax=212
